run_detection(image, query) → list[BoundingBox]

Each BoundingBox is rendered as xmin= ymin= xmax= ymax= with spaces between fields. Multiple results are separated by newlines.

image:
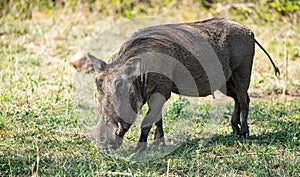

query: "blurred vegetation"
xmin=1 ymin=0 xmax=299 ymax=22
xmin=164 ymin=96 xmax=190 ymax=120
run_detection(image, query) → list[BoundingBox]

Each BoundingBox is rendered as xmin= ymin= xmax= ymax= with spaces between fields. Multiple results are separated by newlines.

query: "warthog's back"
xmin=113 ymin=18 xmax=255 ymax=97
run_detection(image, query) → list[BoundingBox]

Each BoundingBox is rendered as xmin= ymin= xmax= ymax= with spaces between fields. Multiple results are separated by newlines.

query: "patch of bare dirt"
xmin=249 ymin=91 xmax=300 ymax=100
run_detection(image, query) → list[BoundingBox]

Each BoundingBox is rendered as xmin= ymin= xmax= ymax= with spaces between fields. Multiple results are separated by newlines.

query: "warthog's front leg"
xmin=135 ymin=93 xmax=166 ymax=151
xmin=154 ymin=118 xmax=165 ymax=144
xmin=147 ymin=114 xmax=166 ymax=149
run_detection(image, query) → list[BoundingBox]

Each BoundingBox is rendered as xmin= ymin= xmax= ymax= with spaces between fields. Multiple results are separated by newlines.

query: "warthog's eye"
xmin=114 ymin=79 xmax=126 ymax=95
xmin=115 ymin=79 xmax=124 ymax=89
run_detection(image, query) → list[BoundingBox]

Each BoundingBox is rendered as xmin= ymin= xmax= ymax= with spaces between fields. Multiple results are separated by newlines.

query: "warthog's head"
xmin=86 ymin=54 xmax=143 ymax=150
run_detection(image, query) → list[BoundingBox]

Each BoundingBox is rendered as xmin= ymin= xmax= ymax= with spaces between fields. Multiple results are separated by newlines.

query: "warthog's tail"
xmin=254 ymin=39 xmax=280 ymax=77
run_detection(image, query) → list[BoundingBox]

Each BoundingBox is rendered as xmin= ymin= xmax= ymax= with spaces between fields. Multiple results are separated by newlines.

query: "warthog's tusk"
xmin=116 ymin=122 xmax=123 ymax=136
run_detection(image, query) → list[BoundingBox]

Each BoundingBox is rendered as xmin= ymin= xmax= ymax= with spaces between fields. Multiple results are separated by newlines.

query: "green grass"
xmin=1 ymin=96 xmax=299 ymax=176
xmin=1 ymin=1 xmax=300 ymax=176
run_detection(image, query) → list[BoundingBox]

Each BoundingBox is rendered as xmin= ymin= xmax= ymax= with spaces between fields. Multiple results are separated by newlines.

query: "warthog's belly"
xmin=171 ymin=61 xmax=229 ymax=97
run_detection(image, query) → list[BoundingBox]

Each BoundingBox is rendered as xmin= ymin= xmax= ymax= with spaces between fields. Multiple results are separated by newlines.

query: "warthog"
xmin=80 ymin=18 xmax=279 ymax=150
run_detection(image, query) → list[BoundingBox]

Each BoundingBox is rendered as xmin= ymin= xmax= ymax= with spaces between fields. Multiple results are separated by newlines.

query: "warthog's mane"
xmin=106 ymin=17 xmax=252 ymax=72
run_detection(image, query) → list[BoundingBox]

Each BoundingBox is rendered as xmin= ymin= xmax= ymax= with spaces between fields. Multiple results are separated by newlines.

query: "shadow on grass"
xmin=1 ymin=119 xmax=298 ymax=176
xmin=178 ymin=119 xmax=300 ymax=151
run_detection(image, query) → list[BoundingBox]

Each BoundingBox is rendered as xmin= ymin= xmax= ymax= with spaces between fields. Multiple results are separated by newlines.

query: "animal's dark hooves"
xmin=238 ymin=132 xmax=249 ymax=140
xmin=232 ymin=126 xmax=241 ymax=136
xmin=149 ymin=137 xmax=165 ymax=148
xmin=134 ymin=143 xmax=147 ymax=152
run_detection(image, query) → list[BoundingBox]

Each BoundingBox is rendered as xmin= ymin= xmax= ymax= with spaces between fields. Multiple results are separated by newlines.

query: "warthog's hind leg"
xmin=231 ymin=97 xmax=241 ymax=135
xmin=229 ymin=69 xmax=251 ymax=138
xmin=238 ymin=93 xmax=250 ymax=138
xmin=222 ymin=75 xmax=250 ymax=137
xmin=221 ymin=80 xmax=241 ymax=135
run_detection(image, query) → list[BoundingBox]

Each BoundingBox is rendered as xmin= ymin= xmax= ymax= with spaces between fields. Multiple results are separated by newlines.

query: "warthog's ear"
xmin=70 ymin=52 xmax=107 ymax=72
xmin=87 ymin=53 xmax=108 ymax=72
xmin=124 ymin=57 xmax=141 ymax=77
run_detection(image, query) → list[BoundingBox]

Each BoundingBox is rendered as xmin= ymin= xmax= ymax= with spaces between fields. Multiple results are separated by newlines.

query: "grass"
xmin=0 ymin=1 xmax=300 ymax=176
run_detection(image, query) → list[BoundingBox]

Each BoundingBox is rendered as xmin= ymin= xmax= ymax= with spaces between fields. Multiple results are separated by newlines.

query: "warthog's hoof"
xmin=240 ymin=124 xmax=249 ymax=138
xmin=149 ymin=137 xmax=165 ymax=148
xmin=135 ymin=142 xmax=147 ymax=152
xmin=238 ymin=131 xmax=249 ymax=140
xmin=232 ymin=125 xmax=241 ymax=136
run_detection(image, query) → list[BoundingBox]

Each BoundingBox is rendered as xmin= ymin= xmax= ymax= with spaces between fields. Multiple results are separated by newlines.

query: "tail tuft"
xmin=254 ymin=39 xmax=280 ymax=78
xmin=274 ymin=66 xmax=280 ymax=77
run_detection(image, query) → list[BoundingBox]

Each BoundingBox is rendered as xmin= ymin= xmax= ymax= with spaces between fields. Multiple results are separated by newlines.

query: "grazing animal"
xmin=80 ymin=18 xmax=279 ymax=150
